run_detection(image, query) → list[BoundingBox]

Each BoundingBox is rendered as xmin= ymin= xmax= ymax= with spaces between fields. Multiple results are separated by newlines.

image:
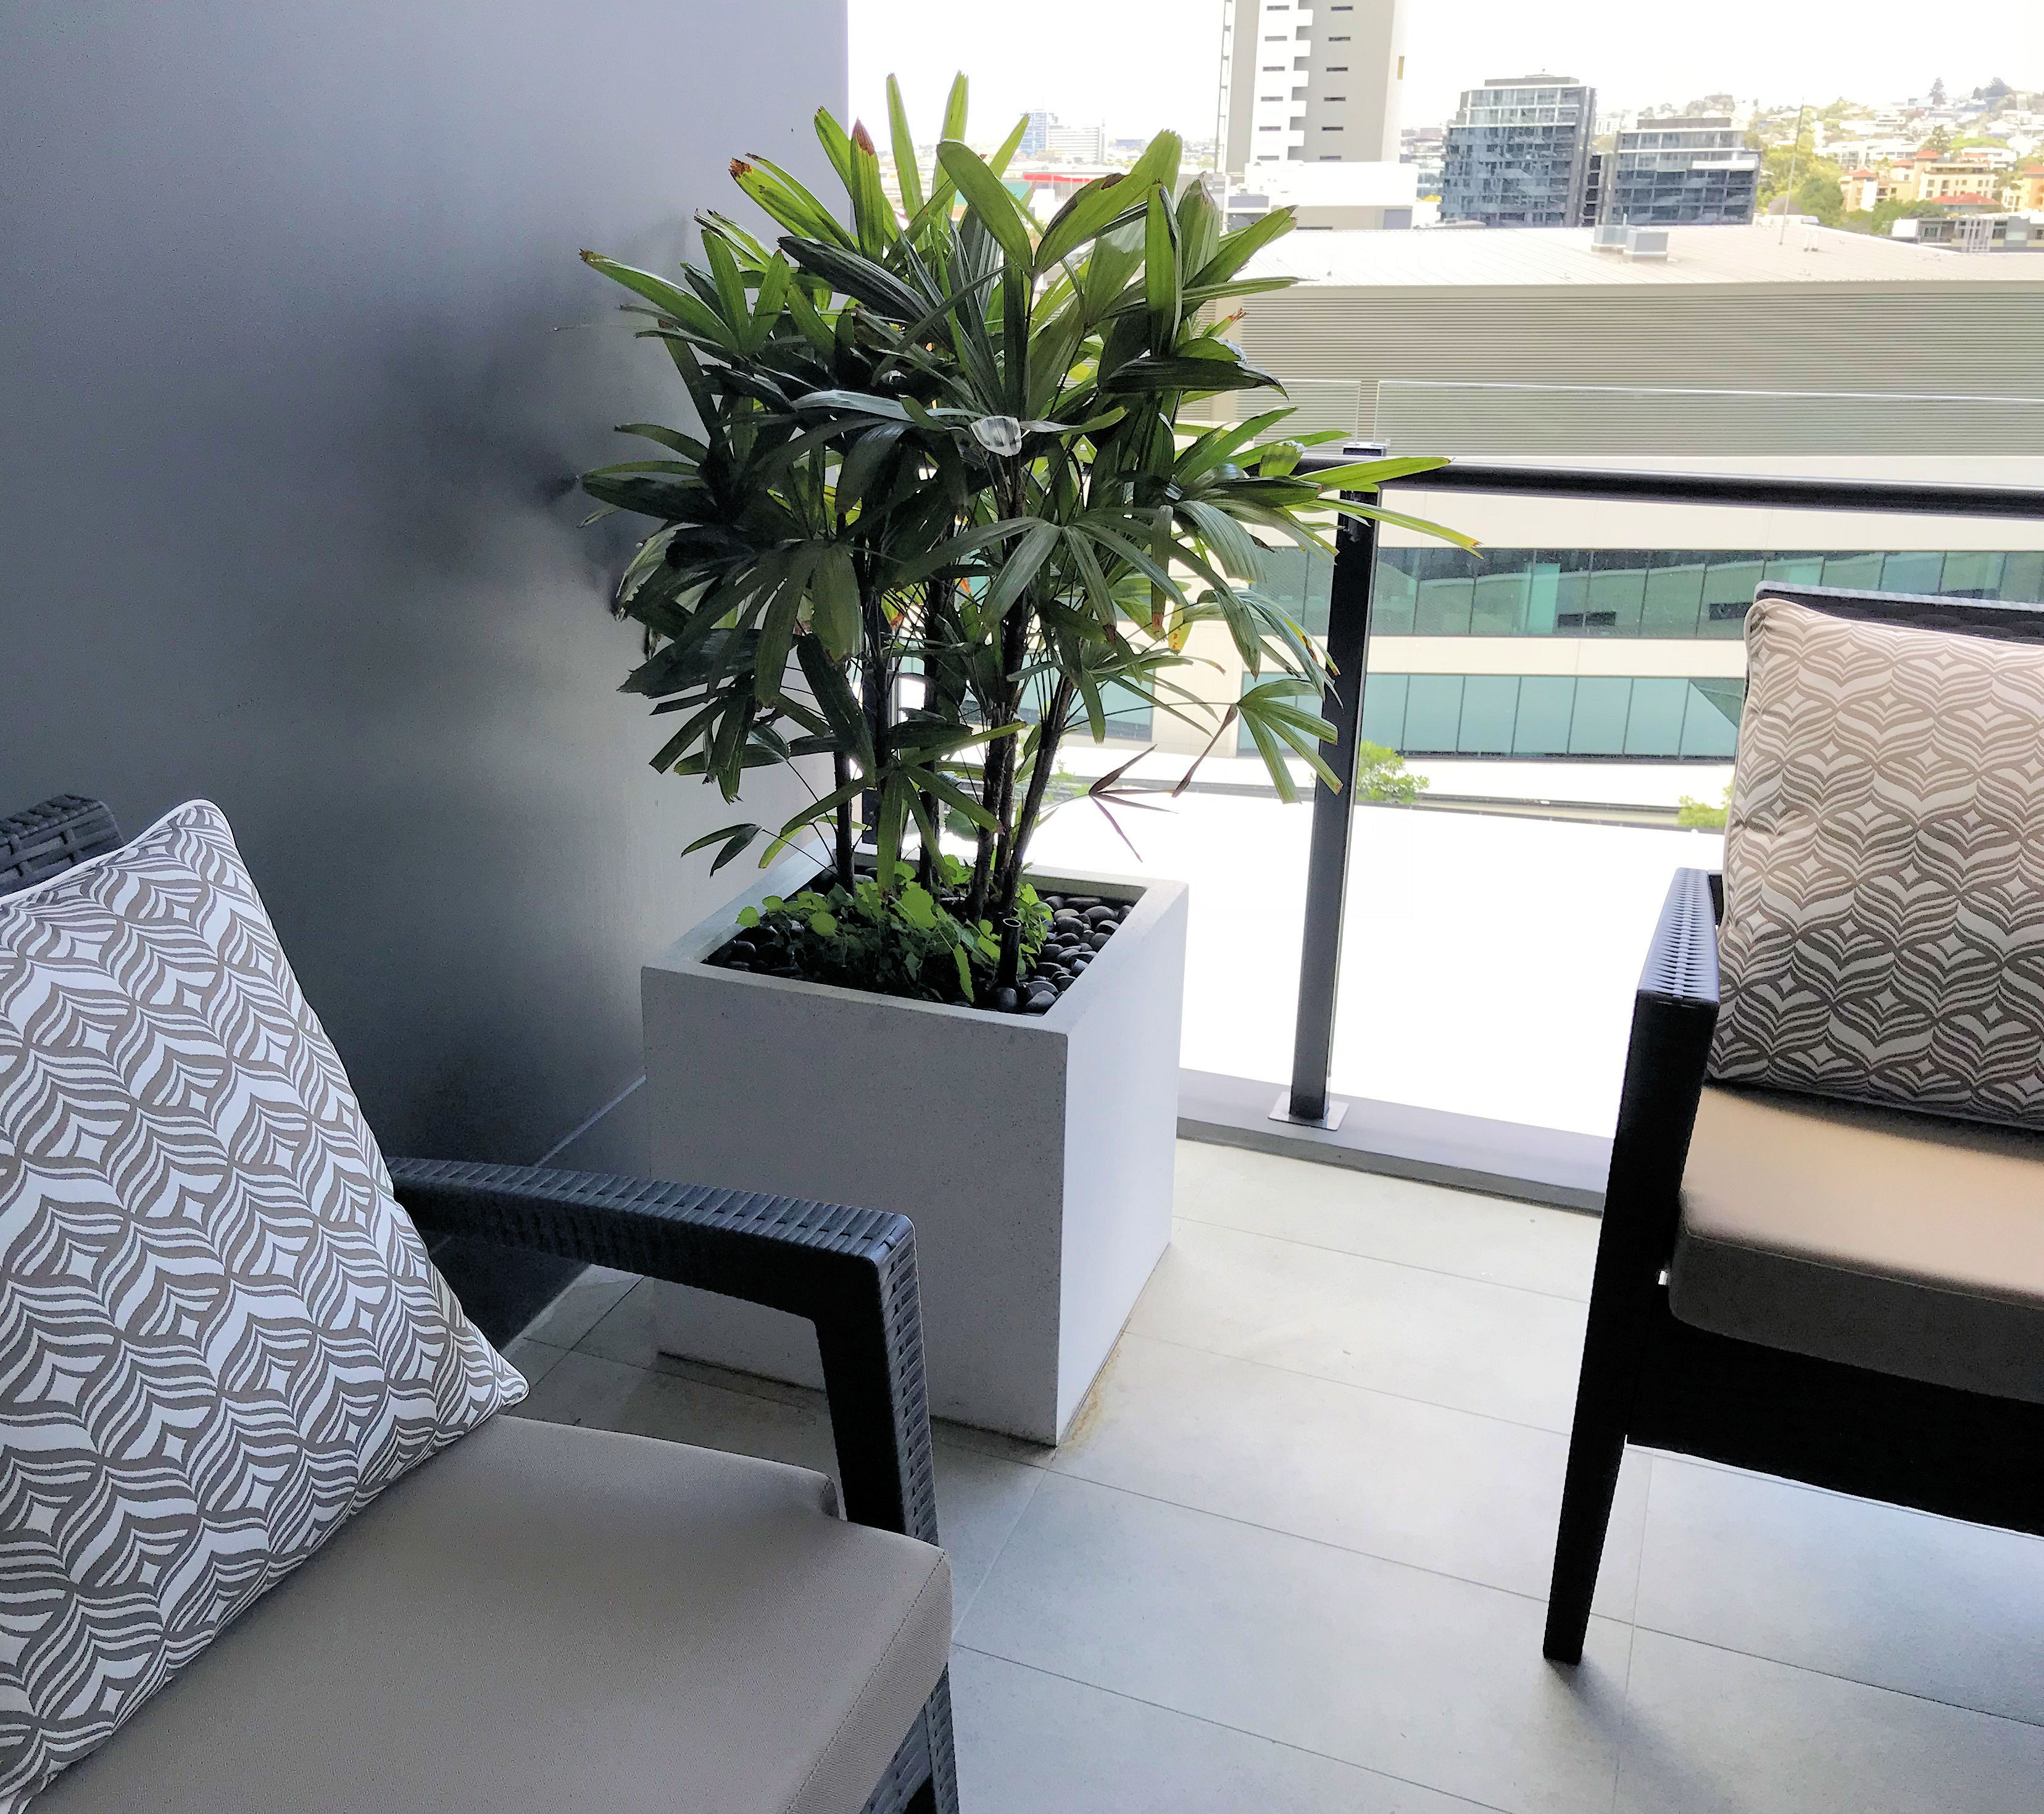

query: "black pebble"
xmin=1083 ymin=905 xmax=1118 ymax=926
xmin=1025 ymin=989 xmax=1057 ymax=1012
xmin=1065 ymin=896 xmax=1100 ymax=909
xmin=994 ymin=987 xmax=1019 ymax=1013
xmin=1088 ymin=930 xmax=1112 ymax=950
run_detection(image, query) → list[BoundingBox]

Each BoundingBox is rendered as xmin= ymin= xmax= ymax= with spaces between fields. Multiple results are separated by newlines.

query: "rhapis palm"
xmin=581 ymin=77 xmax=1463 ymax=994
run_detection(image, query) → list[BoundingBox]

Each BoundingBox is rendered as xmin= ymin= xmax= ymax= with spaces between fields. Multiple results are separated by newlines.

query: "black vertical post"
xmin=1284 ymin=461 xmax=1382 ymax=1126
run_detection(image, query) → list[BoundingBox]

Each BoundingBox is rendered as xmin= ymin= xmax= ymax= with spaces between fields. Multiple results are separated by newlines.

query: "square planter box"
xmin=640 ymin=858 xmax=1186 ymax=1443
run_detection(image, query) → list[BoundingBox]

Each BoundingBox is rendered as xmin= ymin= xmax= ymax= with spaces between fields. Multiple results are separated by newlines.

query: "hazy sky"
xmin=849 ymin=1 xmax=2043 ymax=141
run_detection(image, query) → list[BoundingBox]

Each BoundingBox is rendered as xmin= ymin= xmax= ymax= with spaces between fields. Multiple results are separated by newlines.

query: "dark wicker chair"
xmin=0 ymin=794 xmax=957 ymax=1814
xmin=1543 ymin=584 xmax=2044 ymax=1663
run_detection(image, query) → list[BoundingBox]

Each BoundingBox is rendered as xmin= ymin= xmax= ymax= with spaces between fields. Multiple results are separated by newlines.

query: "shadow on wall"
xmin=0 ymin=1 xmax=842 ymax=1182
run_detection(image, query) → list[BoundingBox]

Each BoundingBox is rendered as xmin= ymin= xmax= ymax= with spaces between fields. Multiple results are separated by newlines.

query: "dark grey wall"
xmin=0 ymin=2 xmax=842 ymax=1161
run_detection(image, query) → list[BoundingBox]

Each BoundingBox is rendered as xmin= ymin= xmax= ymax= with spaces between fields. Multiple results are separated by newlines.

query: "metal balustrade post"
xmin=1281 ymin=450 xmax=1386 ymax=1129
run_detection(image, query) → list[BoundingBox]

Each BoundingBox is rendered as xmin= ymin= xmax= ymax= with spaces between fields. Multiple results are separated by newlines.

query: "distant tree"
xmin=1756 ymin=131 xmax=1844 ymax=218
xmin=1847 ymin=198 xmax=1947 ymax=236
xmin=1355 ymin=743 xmax=1427 ymax=806
xmin=1677 ymin=786 xmax=1730 ymax=830
xmin=1792 ymin=174 xmax=1846 ymax=225
xmin=1930 ymin=75 xmax=1948 ymax=105
xmin=1926 ymin=124 xmax=1953 ymax=152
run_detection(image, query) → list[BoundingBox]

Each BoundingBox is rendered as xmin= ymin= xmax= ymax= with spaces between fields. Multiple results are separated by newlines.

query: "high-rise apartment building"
xmin=1439 ymin=75 xmax=1596 ymax=228
xmin=1218 ymin=0 xmax=1406 ymax=175
xmin=1602 ymin=118 xmax=1759 ymax=225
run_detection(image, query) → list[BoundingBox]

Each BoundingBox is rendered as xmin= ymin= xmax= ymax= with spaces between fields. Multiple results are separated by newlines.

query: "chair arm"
xmin=1 ymin=794 xmax=123 ymax=899
xmin=386 ymin=1158 xmax=939 ymax=1551
xmin=1598 ymin=866 xmax=1722 ymax=1277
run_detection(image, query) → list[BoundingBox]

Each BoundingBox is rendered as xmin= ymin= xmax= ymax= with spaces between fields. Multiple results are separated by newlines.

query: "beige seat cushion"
xmin=1671 ymin=1084 xmax=2044 ymax=1404
xmin=33 ymin=1415 xmax=951 ymax=1814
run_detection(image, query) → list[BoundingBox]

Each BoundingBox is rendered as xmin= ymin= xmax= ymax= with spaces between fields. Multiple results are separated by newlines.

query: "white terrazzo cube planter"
xmin=640 ymin=858 xmax=1186 ymax=1443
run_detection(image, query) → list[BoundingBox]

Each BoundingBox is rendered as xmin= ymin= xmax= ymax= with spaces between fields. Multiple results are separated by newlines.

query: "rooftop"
xmin=1245 ymin=222 xmax=2044 ymax=289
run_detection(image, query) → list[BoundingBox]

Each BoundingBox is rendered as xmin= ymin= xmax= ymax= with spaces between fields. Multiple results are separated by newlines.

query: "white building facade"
xmin=1219 ymin=0 xmax=1405 ymax=174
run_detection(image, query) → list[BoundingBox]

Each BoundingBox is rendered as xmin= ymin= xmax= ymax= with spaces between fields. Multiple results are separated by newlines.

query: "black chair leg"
xmin=1543 ymin=1403 xmax=1626 ymax=1663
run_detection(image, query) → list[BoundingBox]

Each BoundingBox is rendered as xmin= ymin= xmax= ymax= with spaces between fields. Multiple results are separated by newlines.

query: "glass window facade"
xmin=1361 ymin=548 xmax=2044 ymax=638
xmin=1358 ymin=673 xmax=1745 ymax=760
xmin=1229 ymin=547 xmax=2044 ymax=764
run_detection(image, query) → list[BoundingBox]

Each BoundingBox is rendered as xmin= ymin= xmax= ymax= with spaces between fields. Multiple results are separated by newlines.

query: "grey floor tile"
xmin=510 ymin=1349 xmax=835 ymax=1472
xmin=1174 ymin=1142 xmax=1600 ymax=1301
xmin=575 ymin=1275 xmax=823 ymax=1384
xmin=1131 ymin=1218 xmax=1589 ymax=1432
xmin=502 ymin=1335 xmax=569 ymax=1389
xmin=1052 ymin=1333 xmax=1647 ymax=1618
xmin=950 ymin=1647 xmax=1492 ymax=1814
xmin=517 ymin=1264 xmax=641 ymax=1350
xmin=1632 ymin=1457 xmax=2044 ymax=1725
xmin=509 ymin=1349 xmax=1038 ymax=1628
xmin=958 ymin=1472 xmax=1630 ymax=1814
xmin=1615 ymin=1628 xmax=2044 ymax=1814
xmin=936 ymin=1443 xmax=1047 ymax=1629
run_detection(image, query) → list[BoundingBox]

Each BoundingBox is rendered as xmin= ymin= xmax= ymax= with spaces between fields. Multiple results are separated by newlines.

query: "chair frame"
xmin=1545 ymin=584 xmax=2044 ymax=1665
xmin=0 ymin=795 xmax=957 ymax=1814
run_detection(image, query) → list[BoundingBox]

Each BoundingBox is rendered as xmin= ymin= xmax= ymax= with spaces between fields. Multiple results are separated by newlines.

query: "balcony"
xmin=8 ymin=8 xmax=2044 ymax=1813
xmin=515 ymin=1131 xmax=2044 ymax=1812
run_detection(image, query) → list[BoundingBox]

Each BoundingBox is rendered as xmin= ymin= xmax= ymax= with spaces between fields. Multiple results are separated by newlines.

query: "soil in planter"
xmin=708 ymin=882 xmax=1134 ymax=1016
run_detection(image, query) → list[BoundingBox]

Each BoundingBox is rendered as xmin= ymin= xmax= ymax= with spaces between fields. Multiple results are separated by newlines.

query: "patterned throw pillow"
xmin=1711 ymin=596 xmax=2044 ymax=1128
xmin=0 ymin=800 xmax=525 ymax=1810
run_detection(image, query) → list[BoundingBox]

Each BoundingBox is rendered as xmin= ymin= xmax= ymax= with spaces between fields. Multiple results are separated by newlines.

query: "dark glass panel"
xmin=1413 ymin=546 xmax=1477 ymax=636
xmin=1700 ymin=554 xmax=1764 ymax=637
xmin=1457 ymin=675 xmax=1520 ymax=753
xmin=1372 ymin=553 xmax=1418 ymax=636
xmin=1882 ymin=551 xmax=1943 ymax=594
xmin=1679 ymin=681 xmax=1741 ymax=758
xmin=1821 ymin=552 xmax=1885 ymax=590
xmin=1762 ymin=554 xmax=1826 ymax=589
xmin=2000 ymin=553 xmax=2044 ymax=603
xmin=1525 ymin=560 xmax=1562 ymax=634
xmin=1623 ymin=677 xmax=1689 ymax=756
xmin=1358 ymin=672 xmax=1408 ymax=751
xmin=1587 ymin=554 xmax=1648 ymax=636
xmin=1469 ymin=550 xmax=1532 ymax=636
xmin=1568 ymin=677 xmax=1631 ymax=755
xmin=1402 ymin=674 xmax=1465 ymax=752
xmin=1940 ymin=552 xmax=2004 ymax=599
xmin=1513 ymin=676 xmax=1575 ymax=754
xmin=1640 ymin=552 xmax=1707 ymax=637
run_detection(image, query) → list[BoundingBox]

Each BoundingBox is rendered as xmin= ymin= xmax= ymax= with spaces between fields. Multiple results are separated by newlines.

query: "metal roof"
xmin=1247 ymin=222 xmax=2044 ymax=288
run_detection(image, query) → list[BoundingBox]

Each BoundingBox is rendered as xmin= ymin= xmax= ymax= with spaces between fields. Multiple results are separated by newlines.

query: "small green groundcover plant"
xmin=726 ymin=853 xmax=1050 ymax=1004
xmin=580 ymin=74 xmax=1466 ymax=1008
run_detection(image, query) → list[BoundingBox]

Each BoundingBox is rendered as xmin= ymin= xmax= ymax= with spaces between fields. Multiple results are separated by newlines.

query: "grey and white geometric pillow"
xmin=1711 ymin=596 xmax=2044 ymax=1128
xmin=0 ymin=800 xmax=525 ymax=1811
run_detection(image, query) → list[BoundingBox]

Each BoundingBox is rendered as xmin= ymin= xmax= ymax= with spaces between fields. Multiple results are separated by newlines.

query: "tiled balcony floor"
xmin=505 ymin=1141 xmax=2044 ymax=1813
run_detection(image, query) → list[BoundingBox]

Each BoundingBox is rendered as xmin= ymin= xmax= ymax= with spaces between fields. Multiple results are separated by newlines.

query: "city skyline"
xmin=849 ymin=0 xmax=2042 ymax=147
